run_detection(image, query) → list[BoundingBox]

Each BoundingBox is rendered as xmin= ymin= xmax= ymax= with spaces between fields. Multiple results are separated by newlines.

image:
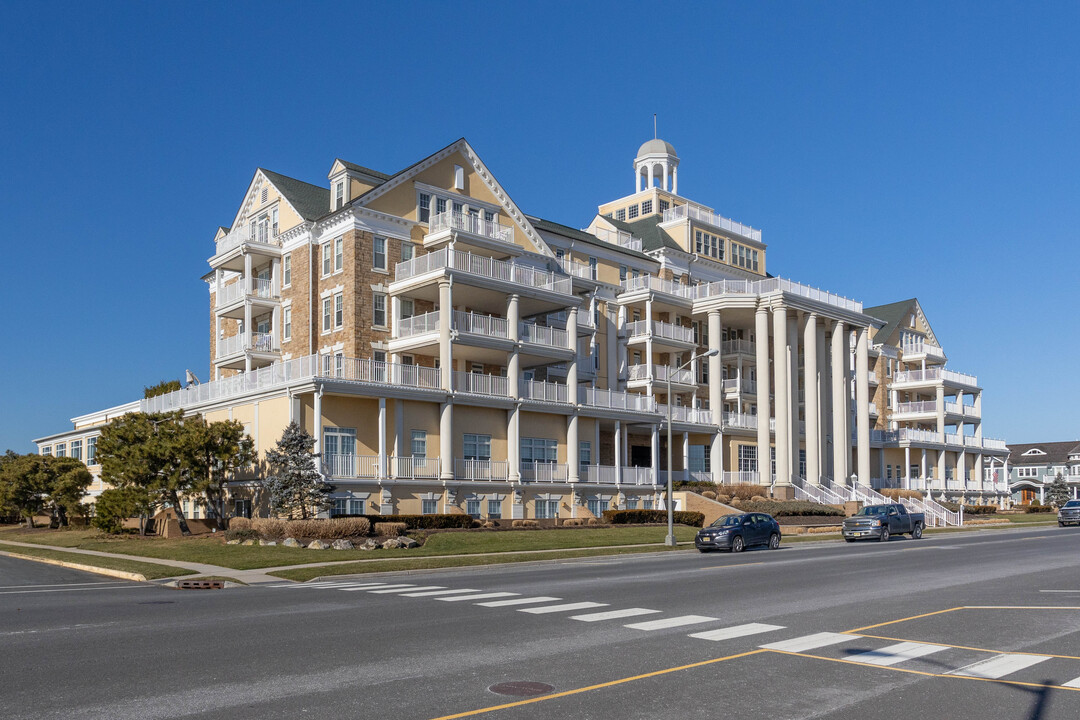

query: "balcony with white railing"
xmin=692 ymin=278 xmax=758 ymax=301
xmin=321 ymin=357 xmax=443 ymax=389
xmin=901 ymin=339 xmax=947 ymax=362
xmin=592 ymin=226 xmax=643 ymax=252
xmin=324 ymin=454 xmax=381 ymax=478
xmin=896 ymin=400 xmax=938 ymax=415
xmin=723 ymin=412 xmax=758 ymax=430
xmin=626 ymin=319 xmax=696 ymax=346
xmin=619 ymin=274 xmax=695 ymax=300
xmin=721 ymin=339 xmax=756 ymax=356
xmin=544 ymin=309 xmax=596 ymax=334
xmin=722 ymin=379 xmax=738 ymax=392
xmin=983 ymin=438 xmax=1008 ymax=451
xmin=690 ymin=276 xmax=862 ymax=313
xmin=520 ymin=461 xmax=569 ymax=483
xmin=392 ymin=455 xmax=442 ymax=480
xmin=578 ymin=386 xmax=655 ymax=413
xmin=453 ymin=371 xmax=509 ymax=397
xmin=944 ymin=433 xmax=963 ymax=446
xmin=657 ymin=404 xmax=715 ymax=425
xmin=964 ymin=436 xmax=983 ymax=449
xmin=579 ymin=465 xmax=619 ymax=484
xmin=215 ymin=281 xmax=244 ymax=308
xmin=661 ymin=204 xmax=762 ymax=242
xmin=546 ymin=355 xmax=598 ymax=381
xmin=455 ymin=459 xmax=510 ymax=482
xmin=893 ymin=367 xmax=978 ymax=388
xmin=215 ymin=222 xmax=280 ymax=256
xmin=425 ymin=211 xmax=514 ymax=247
xmin=897 ymin=428 xmax=943 ymax=444
xmin=942 ymin=369 xmax=979 ymax=388
xmin=394 ymin=248 xmax=573 ymax=296
xmin=628 ymin=364 xmax=695 ymax=387
xmin=556 ymin=257 xmax=597 ymax=281
xmin=867 ymin=370 xmax=878 ymax=385
xmin=519 ymin=322 xmax=569 ymax=349
xmin=249 ymin=332 xmax=276 ymax=353
xmin=397 ymin=311 xmax=441 ymax=338
xmin=214 ymin=277 xmax=279 ymax=309
xmin=215 ymin=333 xmax=244 ymax=359
xmin=723 ymin=471 xmax=761 ymax=485
xmin=520 ymin=379 xmax=569 ymax=404
xmin=456 ymin=311 xmax=509 ymax=339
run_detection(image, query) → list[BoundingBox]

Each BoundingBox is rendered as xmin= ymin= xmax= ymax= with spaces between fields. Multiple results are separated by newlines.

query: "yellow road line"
xmin=844 ymin=607 xmax=964 ymax=633
xmin=964 ymin=605 xmax=1080 ymax=610
xmin=764 ymin=649 xmax=1080 ymax=692
xmin=854 ymin=633 xmax=1080 ymax=660
xmin=428 ymin=649 xmax=766 ymax=719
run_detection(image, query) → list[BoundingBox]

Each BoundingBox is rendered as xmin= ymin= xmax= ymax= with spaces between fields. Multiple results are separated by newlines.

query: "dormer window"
xmin=453 ymin=164 xmax=465 ymax=190
xmin=1023 ymin=448 xmax=1047 ymax=456
xmin=334 ymin=181 xmax=345 ymax=210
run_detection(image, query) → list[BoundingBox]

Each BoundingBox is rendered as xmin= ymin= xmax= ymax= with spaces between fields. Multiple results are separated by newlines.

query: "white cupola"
xmin=634 ymin=138 xmax=679 ymax=194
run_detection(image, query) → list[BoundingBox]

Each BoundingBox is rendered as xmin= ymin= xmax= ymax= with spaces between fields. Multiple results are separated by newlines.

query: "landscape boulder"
xmin=240 ymin=539 xmax=257 ymax=546
xmin=282 ymin=537 xmax=301 ymax=548
xmin=260 ymin=540 xmax=277 ymax=546
xmin=307 ymin=540 xmax=330 ymax=550
xmin=358 ymin=538 xmax=379 ymax=551
xmin=226 ymin=539 xmax=242 ymax=545
xmin=331 ymin=539 xmax=354 ymax=550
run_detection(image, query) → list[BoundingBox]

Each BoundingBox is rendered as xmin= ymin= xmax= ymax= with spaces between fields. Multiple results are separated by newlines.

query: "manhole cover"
xmin=488 ymin=681 xmax=554 ymax=697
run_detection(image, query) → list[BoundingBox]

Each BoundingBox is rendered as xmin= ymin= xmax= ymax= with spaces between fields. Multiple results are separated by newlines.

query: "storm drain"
xmin=488 ymin=681 xmax=555 ymax=697
xmin=177 ymin=579 xmax=224 ymax=590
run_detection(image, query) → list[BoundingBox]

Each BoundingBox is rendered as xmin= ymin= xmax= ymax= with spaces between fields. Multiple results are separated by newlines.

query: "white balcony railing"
xmin=215 ymin=282 xmax=244 ymax=307
xmin=690 ymin=276 xmax=862 ymax=313
xmin=620 ymin=274 xmax=695 ymax=299
xmin=456 ymin=311 xmax=508 ymax=338
xmin=721 ymin=340 xmax=756 ymax=355
xmin=398 ymin=311 xmax=440 ymax=338
xmin=578 ymin=386 xmax=655 ymax=412
xmin=579 ymin=465 xmax=619 ymax=484
xmin=657 ymin=404 xmax=715 ymax=425
xmin=453 ymin=371 xmax=509 ymax=397
xmin=556 ymin=257 xmax=597 ymax=280
xmin=324 ymin=454 xmax=380 ymax=478
xmin=620 ymin=467 xmax=653 ymax=485
xmin=902 ymin=340 xmax=947 ymax=361
xmin=520 ymin=462 xmax=569 ymax=483
xmin=693 ymin=278 xmax=758 ymax=301
xmin=897 ymin=400 xmax=937 ymax=414
xmin=897 ymin=428 xmax=942 ymax=444
xmin=393 ymin=456 xmax=441 ymax=480
xmin=723 ymin=412 xmax=758 ymax=430
xmin=545 ymin=310 xmax=596 ymax=332
xmin=942 ymin=369 xmax=979 ymax=387
xmin=249 ymin=332 xmax=276 ymax=352
xmin=983 ymin=438 xmax=1008 ymax=450
xmin=519 ymin=322 xmax=569 ymax=348
xmin=215 ymin=333 xmax=243 ymax=359
xmin=215 ymin=221 xmax=279 ymax=255
xmin=894 ymin=367 xmax=979 ymax=387
xmin=395 ymin=248 xmax=572 ymax=296
xmin=428 ymin=211 xmax=513 ymax=244
xmin=546 ymin=355 xmax=597 ymax=381
xmin=592 ymin=226 xmax=643 ymax=252
xmin=661 ymin=204 xmax=761 ymax=242
xmin=322 ymin=357 xmax=443 ymax=389
xmin=654 ymin=365 xmax=695 ymax=385
xmin=723 ymin=471 xmax=761 ymax=486
xmin=520 ymin=379 xmax=569 ymax=404
xmin=455 ymin=459 xmax=510 ymax=482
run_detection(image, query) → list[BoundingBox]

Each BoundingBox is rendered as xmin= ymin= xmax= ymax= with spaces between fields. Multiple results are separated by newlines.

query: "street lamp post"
xmin=665 ymin=348 xmax=719 ymax=546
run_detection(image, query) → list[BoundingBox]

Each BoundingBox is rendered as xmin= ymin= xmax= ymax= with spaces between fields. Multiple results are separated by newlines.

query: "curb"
xmin=0 ymin=550 xmax=148 ymax=583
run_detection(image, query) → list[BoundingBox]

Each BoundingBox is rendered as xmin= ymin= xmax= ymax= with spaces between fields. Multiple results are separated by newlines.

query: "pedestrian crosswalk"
xmin=266 ymin=580 xmax=1080 ymax=687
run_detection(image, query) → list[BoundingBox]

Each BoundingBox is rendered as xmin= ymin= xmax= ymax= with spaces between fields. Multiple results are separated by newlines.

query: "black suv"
xmin=696 ymin=513 xmax=781 ymax=553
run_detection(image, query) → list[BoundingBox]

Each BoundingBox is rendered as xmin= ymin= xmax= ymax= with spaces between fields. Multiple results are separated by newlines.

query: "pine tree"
xmin=1046 ymin=472 xmax=1071 ymax=508
xmin=263 ymin=422 xmax=333 ymax=519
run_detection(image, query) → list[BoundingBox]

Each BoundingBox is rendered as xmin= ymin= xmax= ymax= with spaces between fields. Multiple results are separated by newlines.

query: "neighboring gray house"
xmin=1004 ymin=441 xmax=1080 ymax=504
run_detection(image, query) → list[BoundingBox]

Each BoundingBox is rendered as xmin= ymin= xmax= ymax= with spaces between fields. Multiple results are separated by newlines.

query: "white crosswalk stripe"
xmin=570 ymin=608 xmax=661 ymax=622
xmin=625 ymin=615 xmax=717 ymax=631
xmin=947 ymin=654 xmax=1052 ymax=679
xmin=341 ymin=583 xmax=415 ymax=592
xmin=760 ymin=632 xmax=855 ymax=652
xmin=399 ymin=588 xmax=482 ymax=597
xmin=519 ymin=602 xmax=608 ymax=614
xmin=368 ymin=585 xmax=445 ymax=594
xmin=476 ymin=596 xmax=562 ymax=607
xmin=690 ymin=623 xmax=786 ymax=642
xmin=1063 ymin=676 xmax=1080 ymax=689
xmin=847 ymin=642 xmax=947 ymax=666
xmin=436 ymin=592 xmax=518 ymax=602
xmin=337 ymin=583 xmax=402 ymax=591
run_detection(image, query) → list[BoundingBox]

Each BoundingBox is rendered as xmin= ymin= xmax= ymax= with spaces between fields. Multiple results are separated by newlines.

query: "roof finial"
xmin=653 ymin=114 xmax=657 ymax=139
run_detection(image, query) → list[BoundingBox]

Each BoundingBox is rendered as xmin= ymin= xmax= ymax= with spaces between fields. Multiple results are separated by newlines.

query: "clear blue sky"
xmin=2 ymin=1 xmax=1077 ymax=452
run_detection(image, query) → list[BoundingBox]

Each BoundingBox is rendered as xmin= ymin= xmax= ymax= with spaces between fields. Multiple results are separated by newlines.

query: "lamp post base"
xmin=664 ymin=534 xmax=677 ymax=547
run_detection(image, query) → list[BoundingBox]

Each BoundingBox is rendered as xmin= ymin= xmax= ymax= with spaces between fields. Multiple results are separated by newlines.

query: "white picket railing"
xmin=657 ymin=404 xmax=715 ymax=425
xmin=556 ymin=257 xmax=596 ymax=280
xmin=898 ymin=400 xmax=937 ymax=414
xmin=520 ymin=379 xmax=569 ymax=404
xmin=580 ymin=465 xmax=619 ymax=484
xmin=428 ymin=211 xmax=513 ymax=244
xmin=592 ymin=226 xmax=643 ymax=251
xmin=455 ymin=311 xmax=508 ymax=338
xmin=723 ymin=412 xmax=758 ymax=430
xmin=395 ymin=248 xmax=573 ymax=295
xmin=215 ymin=221 xmax=278 ymax=255
xmin=620 ymin=467 xmax=654 ymax=485
xmin=897 ymin=428 xmax=942 ymax=444
xmin=324 ymin=454 xmax=380 ymax=478
xmin=625 ymin=320 xmax=694 ymax=344
xmin=393 ymin=456 xmax=441 ymax=480
xmin=619 ymin=274 xmax=695 ymax=299
xmin=322 ymin=358 xmax=442 ymax=389
xmin=653 ymin=365 xmax=695 ymax=385
xmin=215 ymin=334 xmax=243 ymax=359
xmin=455 ymin=459 xmax=510 ymax=481
xmin=661 ymin=204 xmax=761 ymax=241
xmin=398 ymin=311 xmax=440 ymax=338
xmin=453 ymin=371 xmax=509 ymax=397
xmin=215 ymin=281 xmax=244 ymax=307
xmin=723 ymin=471 xmax=761 ymax=485
xmin=520 ymin=322 xmax=569 ymax=348
xmin=520 ymin=462 xmax=569 ymax=483
xmin=792 ymin=477 xmax=847 ymax=505
xmin=721 ymin=339 xmax=756 ymax=355
xmin=578 ymin=387 xmax=655 ymax=412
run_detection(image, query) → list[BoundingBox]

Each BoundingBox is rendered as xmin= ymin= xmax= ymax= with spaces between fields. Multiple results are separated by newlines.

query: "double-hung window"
xmin=322 ymin=297 xmax=333 ymax=333
xmin=55 ymin=443 xmax=66 ymax=458
xmin=401 ymin=242 xmax=415 ymax=263
xmin=738 ymin=445 xmax=757 ymax=472
xmin=535 ymin=499 xmax=559 ymax=519
xmin=579 ymin=441 xmax=592 ymax=467
xmin=70 ymin=439 xmax=82 ymax=461
xmin=321 ymin=241 xmax=332 ymax=276
xmin=435 ymin=197 xmax=447 ymax=216
xmin=587 ymin=498 xmax=609 ymax=516
xmin=283 ymin=254 xmax=291 ymax=287
xmin=283 ymin=307 xmax=292 ymax=340
xmin=373 ymin=236 xmax=387 ymax=271
xmin=86 ymin=437 xmax=97 ymax=465
xmin=466 ymin=499 xmax=481 ymax=519
xmin=521 ymin=438 xmax=557 ymax=464
xmin=334 ymin=237 xmax=343 ymax=272
xmin=411 ymin=430 xmax=427 ymax=458
xmin=421 ymin=499 xmax=437 ymax=515
xmin=334 ymin=293 xmax=343 ymax=329
xmin=373 ymin=292 xmax=387 ymax=327
xmin=464 ymin=434 xmax=491 ymax=461
xmin=334 ymin=181 xmax=345 ymax=209
xmin=487 ymin=499 xmax=502 ymax=518
xmin=418 ymin=193 xmax=431 ymax=223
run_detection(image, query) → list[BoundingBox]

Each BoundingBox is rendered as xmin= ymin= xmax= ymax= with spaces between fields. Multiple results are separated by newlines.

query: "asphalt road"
xmin=2 ymin=525 xmax=1080 ymax=719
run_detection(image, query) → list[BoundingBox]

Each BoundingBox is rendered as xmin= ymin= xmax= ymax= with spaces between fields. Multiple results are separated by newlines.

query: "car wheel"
xmin=911 ymin=523 xmax=923 ymax=539
xmin=768 ymin=533 xmax=781 ymax=550
xmin=879 ymin=527 xmax=890 ymax=542
xmin=731 ymin=536 xmax=745 ymax=553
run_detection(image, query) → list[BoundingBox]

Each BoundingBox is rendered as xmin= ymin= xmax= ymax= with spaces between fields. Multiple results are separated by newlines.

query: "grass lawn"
xmin=0 ymin=544 xmax=196 ymax=580
xmin=0 ymin=525 xmax=700 ymax=570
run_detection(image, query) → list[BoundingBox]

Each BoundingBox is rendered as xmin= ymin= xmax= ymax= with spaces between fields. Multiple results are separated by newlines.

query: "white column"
xmin=672 ymin=166 xmax=678 ymax=195
xmin=755 ymin=306 xmax=771 ymax=484
xmin=904 ymin=446 xmax=911 ymax=489
xmin=645 ymin=299 xmax=654 ymax=397
xmin=614 ymin=420 xmax=622 ymax=480
xmin=662 ymin=164 xmax=669 ymax=192
xmin=313 ymin=386 xmax=323 ymax=473
xmin=804 ymin=313 xmax=820 ymax=485
xmin=712 ymin=432 xmax=723 ymax=487
xmin=651 ymin=424 xmax=660 ymax=486
xmin=508 ymin=407 xmax=520 ymax=483
xmin=647 ymin=164 xmax=655 ymax=190
xmin=708 ymin=310 xmax=723 ymax=425
xmin=682 ymin=431 xmax=690 ymax=483
xmin=439 ymin=280 xmax=453 ymax=390
xmin=830 ymin=321 xmax=847 ymax=482
xmin=378 ymin=398 xmax=387 ymax=480
xmin=391 ymin=296 xmax=400 ymax=339
xmin=856 ymin=326 xmax=871 ymax=485
xmin=772 ymin=306 xmax=790 ymax=488
xmin=788 ymin=314 xmax=801 ymax=482
xmin=921 ymin=448 xmax=927 ymax=487
xmin=567 ymin=414 xmax=579 ymax=483
xmin=816 ymin=322 xmax=828 ymax=472
xmin=567 ymin=306 xmax=579 ymax=389
xmin=508 ymin=294 xmax=521 ymax=399
xmin=440 ymin=402 xmax=453 ymax=480
xmin=393 ymin=399 xmax=404 ymax=479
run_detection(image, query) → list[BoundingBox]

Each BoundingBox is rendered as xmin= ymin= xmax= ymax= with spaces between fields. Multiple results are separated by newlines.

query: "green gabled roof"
xmin=527 ymin=216 xmax=652 ymax=261
xmin=863 ymin=298 xmax=917 ymax=344
xmin=604 ymin=215 xmax=682 ymax=253
xmin=336 ymin=159 xmax=391 ymax=181
xmin=259 ymin=168 xmax=330 ymax=222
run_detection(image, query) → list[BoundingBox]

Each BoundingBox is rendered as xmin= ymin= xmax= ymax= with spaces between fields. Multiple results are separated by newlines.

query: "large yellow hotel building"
xmin=34 ymin=138 xmax=1010 ymax=523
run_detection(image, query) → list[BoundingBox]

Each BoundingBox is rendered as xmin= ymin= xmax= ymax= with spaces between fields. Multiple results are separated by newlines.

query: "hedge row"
xmin=601 ymin=509 xmax=705 ymax=527
xmin=739 ymin=500 xmax=845 ymax=517
xmin=880 ymin=489 xmax=926 ymax=501
xmin=1018 ymin=504 xmax=1055 ymax=513
xmin=350 ymin=513 xmax=476 ymax=529
xmin=938 ymin=502 xmax=1000 ymax=515
xmin=674 ymin=482 xmax=771 ymax=501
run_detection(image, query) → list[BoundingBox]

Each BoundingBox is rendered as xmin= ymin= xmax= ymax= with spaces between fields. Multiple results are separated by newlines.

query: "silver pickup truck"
xmin=842 ymin=503 xmax=925 ymax=542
